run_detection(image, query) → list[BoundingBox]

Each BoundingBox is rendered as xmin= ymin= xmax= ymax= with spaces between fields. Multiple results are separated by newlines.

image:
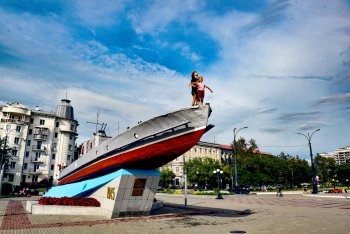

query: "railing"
xmin=29 ymin=169 xmax=48 ymax=175
xmin=33 ymin=134 xmax=47 ymax=141
xmin=31 ymin=156 xmax=45 ymax=163
xmin=32 ymin=145 xmax=46 ymax=151
xmin=0 ymin=118 xmax=29 ymax=124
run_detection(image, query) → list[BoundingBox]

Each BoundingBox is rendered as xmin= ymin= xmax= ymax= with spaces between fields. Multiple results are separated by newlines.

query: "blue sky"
xmin=0 ymin=0 xmax=350 ymax=159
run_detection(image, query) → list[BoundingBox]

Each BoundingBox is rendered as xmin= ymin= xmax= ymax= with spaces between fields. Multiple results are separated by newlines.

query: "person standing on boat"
xmin=196 ymin=76 xmax=213 ymax=106
xmin=190 ymin=71 xmax=199 ymax=106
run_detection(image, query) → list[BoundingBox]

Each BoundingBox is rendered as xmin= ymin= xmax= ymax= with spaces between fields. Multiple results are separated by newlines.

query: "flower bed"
xmin=38 ymin=197 xmax=101 ymax=207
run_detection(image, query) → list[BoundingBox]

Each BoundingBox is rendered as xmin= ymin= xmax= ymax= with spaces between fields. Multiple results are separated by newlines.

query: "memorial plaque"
xmin=132 ymin=178 xmax=146 ymax=196
xmin=107 ymin=187 xmax=115 ymax=200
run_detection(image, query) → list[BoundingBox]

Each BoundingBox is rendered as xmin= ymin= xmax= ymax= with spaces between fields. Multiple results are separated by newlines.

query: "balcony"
xmin=0 ymin=118 xmax=30 ymax=124
xmin=33 ymin=134 xmax=47 ymax=141
xmin=33 ymin=128 xmax=48 ymax=141
xmin=31 ymin=156 xmax=45 ymax=163
xmin=29 ymin=169 xmax=48 ymax=175
xmin=32 ymin=145 xmax=46 ymax=152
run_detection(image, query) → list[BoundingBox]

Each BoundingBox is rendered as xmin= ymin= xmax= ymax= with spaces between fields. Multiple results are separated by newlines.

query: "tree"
xmin=0 ymin=137 xmax=13 ymax=168
xmin=0 ymin=137 xmax=15 ymax=195
xmin=185 ymin=157 xmax=221 ymax=189
xmin=159 ymin=168 xmax=175 ymax=188
xmin=314 ymin=154 xmax=336 ymax=184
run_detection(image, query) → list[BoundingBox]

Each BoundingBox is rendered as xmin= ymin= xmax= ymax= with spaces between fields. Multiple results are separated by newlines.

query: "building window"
xmin=54 ymin=132 xmax=58 ymax=138
xmin=12 ymin=149 xmax=18 ymax=157
xmin=28 ymin=129 xmax=32 ymax=135
xmin=21 ymin=175 xmax=26 ymax=182
xmin=52 ymin=154 xmax=56 ymax=160
xmin=26 ymin=140 xmax=31 ymax=146
xmin=176 ymin=167 xmax=179 ymax=172
xmin=25 ymin=151 xmax=29 ymax=157
xmin=8 ymin=174 xmax=14 ymax=182
xmin=39 ymin=119 xmax=45 ymax=125
xmin=14 ymin=137 xmax=20 ymax=144
xmin=30 ymin=118 xmax=34 ymax=124
xmin=56 ymin=122 xmax=59 ymax=127
xmin=32 ymin=176 xmax=38 ymax=182
xmin=10 ymin=162 xmax=16 ymax=169
xmin=68 ymin=145 xmax=72 ymax=151
xmin=67 ymin=155 xmax=71 ymax=161
xmin=53 ymin=143 xmax=57 ymax=150
xmin=35 ymin=152 xmax=41 ymax=158
xmin=51 ymin=164 xmax=54 ymax=170
xmin=23 ymin=163 xmax=28 ymax=170
xmin=69 ymin=134 xmax=73 ymax=140
xmin=16 ymin=125 xmax=22 ymax=132
xmin=70 ymin=124 xmax=74 ymax=131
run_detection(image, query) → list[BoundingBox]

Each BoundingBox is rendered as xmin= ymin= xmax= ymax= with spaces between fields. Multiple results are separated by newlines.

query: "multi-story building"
xmin=333 ymin=146 xmax=350 ymax=164
xmin=162 ymin=141 xmax=222 ymax=187
xmin=161 ymin=141 xmax=271 ymax=187
xmin=0 ymin=99 xmax=78 ymax=187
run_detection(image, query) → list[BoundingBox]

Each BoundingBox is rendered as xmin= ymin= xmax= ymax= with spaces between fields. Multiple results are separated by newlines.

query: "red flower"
xmin=38 ymin=197 xmax=100 ymax=207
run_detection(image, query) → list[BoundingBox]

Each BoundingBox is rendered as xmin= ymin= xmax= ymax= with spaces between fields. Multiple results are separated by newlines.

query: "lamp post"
xmin=233 ymin=126 xmax=248 ymax=194
xmin=0 ymin=126 xmax=16 ymax=195
xmin=332 ymin=178 xmax=335 ymax=189
xmin=183 ymin=155 xmax=187 ymax=206
xmin=297 ymin=129 xmax=320 ymax=194
xmin=213 ymin=169 xmax=223 ymax=199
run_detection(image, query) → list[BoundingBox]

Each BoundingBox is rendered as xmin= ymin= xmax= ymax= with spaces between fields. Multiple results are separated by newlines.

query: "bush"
xmin=39 ymin=197 xmax=101 ymax=207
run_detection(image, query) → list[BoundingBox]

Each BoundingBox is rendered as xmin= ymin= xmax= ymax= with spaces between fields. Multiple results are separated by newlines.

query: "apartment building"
xmin=0 ymin=99 xmax=78 ymax=187
xmin=162 ymin=141 xmax=223 ymax=187
xmin=333 ymin=146 xmax=350 ymax=164
xmin=161 ymin=141 xmax=272 ymax=187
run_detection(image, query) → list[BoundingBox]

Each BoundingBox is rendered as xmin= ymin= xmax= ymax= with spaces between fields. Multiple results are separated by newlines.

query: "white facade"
xmin=161 ymin=141 xmax=222 ymax=187
xmin=333 ymin=146 xmax=350 ymax=164
xmin=0 ymin=100 xmax=78 ymax=187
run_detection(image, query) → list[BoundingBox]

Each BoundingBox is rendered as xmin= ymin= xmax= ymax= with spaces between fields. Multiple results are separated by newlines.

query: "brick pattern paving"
xmin=1 ymin=196 xmax=349 ymax=231
xmin=0 ymin=200 xmax=192 ymax=231
xmin=231 ymin=196 xmax=350 ymax=209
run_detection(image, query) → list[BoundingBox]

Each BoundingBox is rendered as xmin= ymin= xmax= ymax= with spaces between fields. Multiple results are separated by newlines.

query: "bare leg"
xmin=192 ymin=94 xmax=197 ymax=106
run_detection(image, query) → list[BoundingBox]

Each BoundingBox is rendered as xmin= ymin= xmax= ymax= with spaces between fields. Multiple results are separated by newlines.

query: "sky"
xmin=0 ymin=0 xmax=350 ymax=159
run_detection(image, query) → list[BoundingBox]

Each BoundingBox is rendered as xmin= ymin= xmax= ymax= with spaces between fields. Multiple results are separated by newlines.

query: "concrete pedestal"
xmin=27 ymin=169 xmax=160 ymax=219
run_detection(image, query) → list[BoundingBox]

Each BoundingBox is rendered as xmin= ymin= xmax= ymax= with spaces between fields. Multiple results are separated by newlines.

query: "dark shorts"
xmin=191 ymin=89 xmax=197 ymax=95
xmin=197 ymin=90 xmax=204 ymax=101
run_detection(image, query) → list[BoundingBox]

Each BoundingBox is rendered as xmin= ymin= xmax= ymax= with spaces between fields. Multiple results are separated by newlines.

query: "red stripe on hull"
xmin=59 ymin=128 xmax=206 ymax=185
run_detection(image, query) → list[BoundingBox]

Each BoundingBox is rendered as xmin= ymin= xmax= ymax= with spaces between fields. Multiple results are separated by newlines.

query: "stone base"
xmin=26 ymin=200 xmax=163 ymax=218
xmin=27 ymin=169 xmax=161 ymax=219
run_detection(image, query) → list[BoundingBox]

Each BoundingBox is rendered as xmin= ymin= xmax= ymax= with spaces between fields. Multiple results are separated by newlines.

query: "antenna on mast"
xmin=86 ymin=110 xmax=106 ymax=134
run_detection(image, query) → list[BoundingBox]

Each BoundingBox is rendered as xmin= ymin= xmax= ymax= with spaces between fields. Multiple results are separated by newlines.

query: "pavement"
xmin=0 ymin=192 xmax=349 ymax=233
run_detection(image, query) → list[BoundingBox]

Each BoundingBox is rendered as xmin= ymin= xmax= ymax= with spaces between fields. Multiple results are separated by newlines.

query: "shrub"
xmin=39 ymin=197 xmax=100 ymax=207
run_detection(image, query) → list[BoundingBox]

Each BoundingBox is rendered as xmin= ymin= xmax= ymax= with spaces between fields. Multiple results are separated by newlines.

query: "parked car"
xmin=327 ymin=189 xmax=343 ymax=193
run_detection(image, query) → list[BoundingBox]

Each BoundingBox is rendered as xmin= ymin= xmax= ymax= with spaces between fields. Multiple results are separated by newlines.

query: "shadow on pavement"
xmin=151 ymin=202 xmax=255 ymax=218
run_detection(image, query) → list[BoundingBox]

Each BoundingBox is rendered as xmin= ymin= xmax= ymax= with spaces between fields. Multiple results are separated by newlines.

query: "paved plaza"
xmin=0 ymin=193 xmax=349 ymax=233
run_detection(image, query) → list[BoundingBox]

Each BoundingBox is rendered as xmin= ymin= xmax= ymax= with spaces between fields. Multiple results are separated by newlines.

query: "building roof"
xmin=219 ymin=144 xmax=272 ymax=156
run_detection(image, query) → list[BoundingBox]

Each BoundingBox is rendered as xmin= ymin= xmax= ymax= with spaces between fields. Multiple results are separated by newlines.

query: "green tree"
xmin=0 ymin=137 xmax=14 ymax=170
xmin=159 ymin=168 xmax=175 ymax=188
xmin=335 ymin=162 xmax=350 ymax=185
xmin=314 ymin=154 xmax=336 ymax=184
xmin=185 ymin=157 xmax=221 ymax=189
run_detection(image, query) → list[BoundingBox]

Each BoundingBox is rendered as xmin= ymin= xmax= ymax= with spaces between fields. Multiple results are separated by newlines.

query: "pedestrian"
xmin=196 ymin=76 xmax=213 ymax=106
xmin=189 ymin=71 xmax=199 ymax=106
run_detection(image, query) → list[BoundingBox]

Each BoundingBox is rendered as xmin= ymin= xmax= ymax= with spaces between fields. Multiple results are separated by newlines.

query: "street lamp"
xmin=332 ymin=178 xmax=335 ymax=189
xmin=233 ymin=126 xmax=248 ymax=194
xmin=346 ymin=179 xmax=349 ymax=188
xmin=213 ymin=169 xmax=223 ymax=199
xmin=0 ymin=126 xmax=16 ymax=195
xmin=297 ymin=129 xmax=320 ymax=194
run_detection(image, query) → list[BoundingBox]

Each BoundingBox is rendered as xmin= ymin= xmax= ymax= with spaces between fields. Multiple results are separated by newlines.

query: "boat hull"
xmin=58 ymin=104 xmax=212 ymax=185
